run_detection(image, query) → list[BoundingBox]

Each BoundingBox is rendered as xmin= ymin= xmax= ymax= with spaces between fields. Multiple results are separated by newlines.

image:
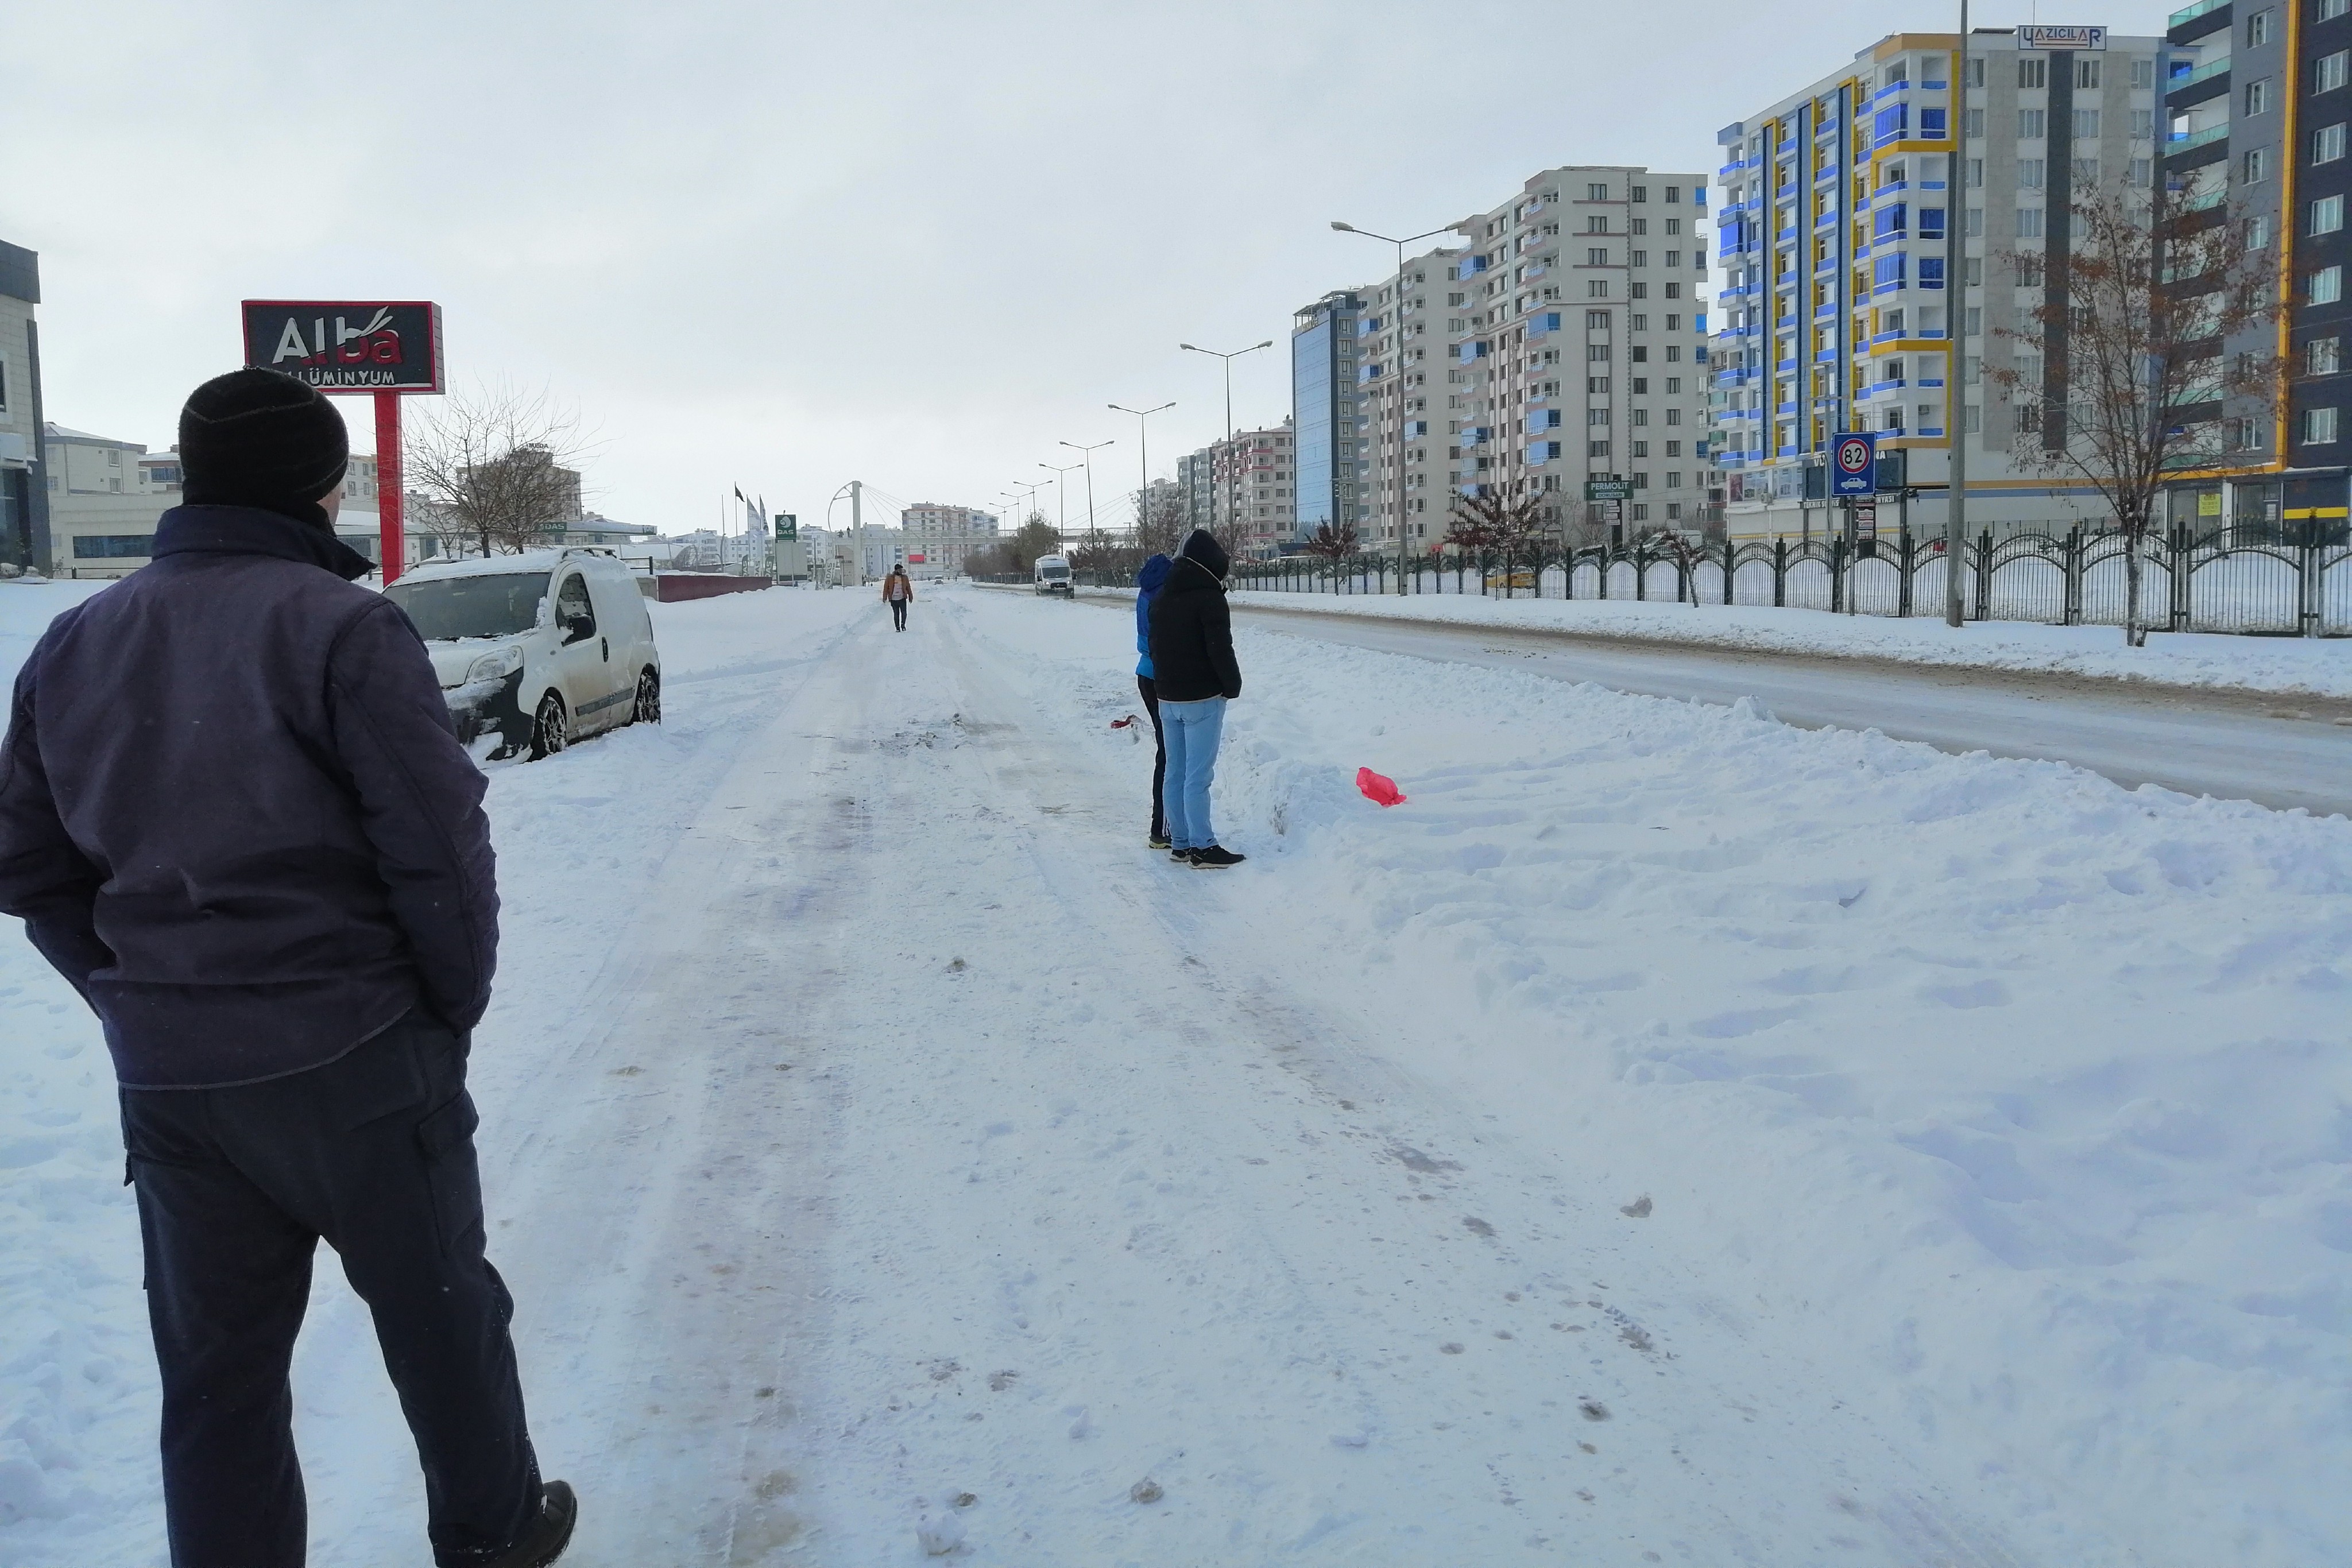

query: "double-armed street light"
xmin=1038 ymin=460 xmax=1084 ymax=535
xmin=1058 ymin=438 xmax=1116 ymax=541
xmin=1178 ymin=340 xmax=1273 ymax=544
xmin=1108 ymin=401 xmax=1174 ymax=544
xmin=1332 ymin=219 xmax=1457 ymax=594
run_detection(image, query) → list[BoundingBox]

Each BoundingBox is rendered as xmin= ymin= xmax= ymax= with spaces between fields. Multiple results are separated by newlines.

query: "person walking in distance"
xmin=1147 ymin=529 xmax=1245 ymax=869
xmin=1133 ymin=551 xmax=1173 ymax=849
xmin=883 ymin=564 xmax=914 ymax=630
xmin=0 ymin=369 xmax=574 ymax=1568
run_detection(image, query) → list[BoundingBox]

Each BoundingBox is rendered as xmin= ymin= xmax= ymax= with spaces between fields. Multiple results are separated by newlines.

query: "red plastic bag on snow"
xmin=1355 ymin=768 xmax=1407 ymax=807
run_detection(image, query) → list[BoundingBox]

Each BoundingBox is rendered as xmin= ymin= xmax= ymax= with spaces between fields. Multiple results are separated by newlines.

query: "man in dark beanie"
xmin=0 ymin=368 xmax=573 ymax=1568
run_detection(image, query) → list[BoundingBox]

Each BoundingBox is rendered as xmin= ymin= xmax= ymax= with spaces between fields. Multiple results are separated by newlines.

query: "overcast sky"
xmin=13 ymin=0 xmax=2169 ymax=535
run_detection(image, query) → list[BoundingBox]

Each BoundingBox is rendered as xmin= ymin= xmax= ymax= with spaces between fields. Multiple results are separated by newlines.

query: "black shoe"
xmin=1169 ymin=847 xmax=1196 ymax=864
xmin=1148 ymin=831 xmax=1171 ymax=849
xmin=482 ymin=1481 xmax=577 ymax=1568
xmin=1190 ymin=845 xmax=1246 ymax=869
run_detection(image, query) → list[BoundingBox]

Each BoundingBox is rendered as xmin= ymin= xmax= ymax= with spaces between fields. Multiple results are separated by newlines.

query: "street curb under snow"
xmin=1032 ymin=582 xmax=2352 ymax=706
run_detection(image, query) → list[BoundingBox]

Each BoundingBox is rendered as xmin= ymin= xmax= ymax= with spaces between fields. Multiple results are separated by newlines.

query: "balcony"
xmin=2167 ymin=54 xmax=2232 ymax=107
xmin=2167 ymin=0 xmax=2231 ymax=42
xmin=2167 ymin=122 xmax=2230 ymax=154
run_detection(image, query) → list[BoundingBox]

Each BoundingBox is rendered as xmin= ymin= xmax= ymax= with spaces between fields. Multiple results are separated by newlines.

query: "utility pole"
xmin=1060 ymin=438 xmax=1116 ymax=546
xmin=851 ymin=478 xmax=865 ymax=587
xmin=1945 ymin=0 xmax=1972 ymax=626
xmin=1039 ymin=460 xmax=1082 ymax=539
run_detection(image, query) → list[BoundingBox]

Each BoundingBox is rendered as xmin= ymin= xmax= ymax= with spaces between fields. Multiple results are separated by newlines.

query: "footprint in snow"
xmin=1463 ymin=1217 xmax=1495 ymax=1237
xmin=1580 ymin=1399 xmax=1611 ymax=1421
xmin=1620 ymin=1195 xmax=1652 ymax=1218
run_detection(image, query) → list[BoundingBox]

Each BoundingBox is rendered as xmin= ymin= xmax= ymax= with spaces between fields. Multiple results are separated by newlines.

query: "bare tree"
xmin=1301 ymin=521 xmax=1357 ymax=559
xmin=1987 ymin=187 xmax=2283 ymax=645
xmin=1639 ymin=524 xmax=1712 ymax=607
xmin=1445 ymin=489 xmax=1546 ymax=554
xmin=406 ymin=384 xmax=594 ymax=557
xmin=1132 ymin=484 xmax=1188 ymax=560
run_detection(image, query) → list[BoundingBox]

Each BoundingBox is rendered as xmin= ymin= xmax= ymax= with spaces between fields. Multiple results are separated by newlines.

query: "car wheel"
xmin=632 ymin=667 xmax=661 ymax=725
xmin=529 ymin=691 xmax=568 ymax=760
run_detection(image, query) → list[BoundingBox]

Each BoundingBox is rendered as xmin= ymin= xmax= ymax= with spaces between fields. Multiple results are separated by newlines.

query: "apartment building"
xmin=898 ymin=502 xmax=1000 ymax=576
xmin=2163 ymin=0 xmax=2352 ymax=533
xmin=0 ymin=240 xmax=45 ymax=574
xmin=1349 ymin=250 xmax=1456 ymax=549
xmin=1710 ymin=27 xmax=2164 ymax=540
xmin=1291 ymin=288 xmax=1366 ymax=541
xmin=1173 ymin=422 xmax=1295 ymax=554
xmin=1437 ymin=167 xmax=1714 ymax=547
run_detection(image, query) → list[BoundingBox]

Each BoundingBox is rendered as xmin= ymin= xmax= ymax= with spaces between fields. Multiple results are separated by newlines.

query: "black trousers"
xmin=1138 ymin=673 xmax=1166 ymax=839
xmin=121 ymin=1014 xmax=539 ymax=1568
xmin=891 ymin=598 xmax=908 ymax=629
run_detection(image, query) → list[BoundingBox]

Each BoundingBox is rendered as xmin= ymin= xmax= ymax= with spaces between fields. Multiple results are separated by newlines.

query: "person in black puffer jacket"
xmin=1146 ymin=529 xmax=1245 ymax=868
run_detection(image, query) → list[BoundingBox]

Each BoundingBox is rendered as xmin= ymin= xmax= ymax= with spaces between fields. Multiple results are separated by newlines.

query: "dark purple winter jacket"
xmin=0 ymin=505 xmax=498 ymax=1089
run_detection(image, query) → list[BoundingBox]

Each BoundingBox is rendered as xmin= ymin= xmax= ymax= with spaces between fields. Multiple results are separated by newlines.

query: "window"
xmin=2326 ymin=0 xmax=2350 ymax=18
xmin=1631 ymin=185 xmax=1647 ymax=202
xmin=1585 ymin=309 xmax=1610 ymax=328
xmin=2018 ymin=57 xmax=2047 ymax=89
xmin=2247 ymin=147 xmax=2272 ymax=183
xmin=2250 ymin=7 xmax=2276 ymax=44
xmin=1587 ymin=182 xmax=1610 ymax=200
xmin=1588 ymin=280 xmax=1611 ymax=297
xmin=2132 ymin=57 xmax=2155 ymax=89
xmin=2132 ymin=157 xmax=2153 ymax=186
xmin=1588 ymin=375 xmax=1611 ymax=392
xmin=1587 ymin=247 xmax=1610 ymax=265
xmin=2318 ymin=123 xmax=2347 ymax=163
xmin=1666 ymin=440 xmax=1682 ymax=457
xmin=1964 ymin=107 xmax=1985 ymax=141
xmin=1586 ymin=214 xmax=1610 ymax=233
xmin=2250 ymin=214 xmax=2274 ymax=247
xmin=1967 ymin=206 xmax=1984 ymax=235
xmin=2248 ymin=79 xmax=2274 ymax=115
xmin=2304 ymin=406 xmax=2339 ymax=443
xmin=2074 ymin=157 xmax=2102 ymax=184
xmin=2314 ymin=264 xmax=2344 ymax=302
xmin=1632 ymin=408 xmax=1650 ymax=427
xmin=1964 ymin=156 xmax=1984 ymax=189
xmin=2075 ymin=57 xmax=2101 ymax=89
xmin=72 ymin=535 xmax=157 ymax=559
xmin=1588 ymin=408 xmax=1611 ymax=425
xmin=1635 ymin=313 xmax=1653 ymax=329
xmin=1588 ymin=440 xmax=1611 ymax=458
xmin=2018 ymin=157 xmax=2046 ymax=189
xmin=1966 ymin=307 xmax=1983 ymax=336
xmin=2018 ymin=207 xmax=2046 ymax=237
xmin=556 ymin=574 xmax=596 ymax=642
xmin=1967 ymin=56 xmax=1986 ymax=87
xmin=1964 ymin=404 xmax=1982 ymax=434
xmin=2019 ymin=108 xmax=2047 ymax=138
xmin=2074 ymin=108 xmax=2102 ymax=138
xmin=2320 ymin=51 xmax=2350 ymax=92
xmin=2132 ymin=109 xmax=2154 ymax=140
xmin=2310 ymin=336 xmax=2342 ymax=374
xmin=2316 ymin=193 xmax=2345 ymax=233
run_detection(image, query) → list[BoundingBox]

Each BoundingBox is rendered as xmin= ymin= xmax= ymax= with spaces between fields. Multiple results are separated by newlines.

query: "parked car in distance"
xmin=1034 ymin=553 xmax=1072 ymax=595
xmin=382 ymin=548 xmax=661 ymax=760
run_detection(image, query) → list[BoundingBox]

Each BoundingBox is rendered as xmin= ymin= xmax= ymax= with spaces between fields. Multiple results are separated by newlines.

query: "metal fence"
xmin=1100 ymin=528 xmax=2352 ymax=637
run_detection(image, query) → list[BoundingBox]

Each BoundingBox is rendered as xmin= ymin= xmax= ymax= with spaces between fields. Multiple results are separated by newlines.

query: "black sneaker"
xmin=1148 ymin=831 xmax=1171 ymax=850
xmin=482 ymin=1481 xmax=577 ymax=1568
xmin=1190 ymin=845 xmax=1246 ymax=869
xmin=1169 ymin=847 xmax=1196 ymax=864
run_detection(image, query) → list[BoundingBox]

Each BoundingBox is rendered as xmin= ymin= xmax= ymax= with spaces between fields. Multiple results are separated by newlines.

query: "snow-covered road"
xmin=1214 ymin=599 xmax=2352 ymax=818
xmin=7 ymin=580 xmax=2350 ymax=1566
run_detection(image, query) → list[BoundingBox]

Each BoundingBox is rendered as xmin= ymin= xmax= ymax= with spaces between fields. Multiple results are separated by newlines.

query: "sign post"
xmin=1585 ymin=474 xmax=1633 ymax=546
xmin=240 ymin=300 xmax=445 ymax=584
xmin=1832 ymin=434 xmax=1877 ymax=616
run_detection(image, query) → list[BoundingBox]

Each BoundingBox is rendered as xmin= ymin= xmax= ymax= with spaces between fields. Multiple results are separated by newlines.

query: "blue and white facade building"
xmin=1711 ymin=27 xmax=2164 ymax=541
xmin=1291 ymin=287 xmax=1367 ymax=545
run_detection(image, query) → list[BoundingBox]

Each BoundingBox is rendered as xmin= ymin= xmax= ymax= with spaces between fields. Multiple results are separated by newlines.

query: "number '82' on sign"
xmin=1831 ymin=432 xmax=1877 ymax=497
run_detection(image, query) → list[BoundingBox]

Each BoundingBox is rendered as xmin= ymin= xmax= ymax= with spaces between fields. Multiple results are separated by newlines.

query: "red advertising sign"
xmin=238 ymin=299 xmax=446 ymax=585
xmin=240 ymin=300 xmax=444 ymax=393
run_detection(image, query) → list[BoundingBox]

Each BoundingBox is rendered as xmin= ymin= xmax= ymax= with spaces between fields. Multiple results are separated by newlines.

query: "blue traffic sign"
xmin=1831 ymin=432 xmax=1878 ymax=497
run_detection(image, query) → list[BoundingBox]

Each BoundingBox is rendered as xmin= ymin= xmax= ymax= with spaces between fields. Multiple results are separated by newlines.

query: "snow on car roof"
xmin=398 ymin=548 xmax=615 ymax=582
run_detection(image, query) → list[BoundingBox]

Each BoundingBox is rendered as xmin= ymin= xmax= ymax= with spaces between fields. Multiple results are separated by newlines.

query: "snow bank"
xmin=1137 ymin=585 xmax=2352 ymax=699
xmin=0 ymin=581 xmax=871 ymax=1563
xmin=950 ymin=581 xmax=2352 ymax=1566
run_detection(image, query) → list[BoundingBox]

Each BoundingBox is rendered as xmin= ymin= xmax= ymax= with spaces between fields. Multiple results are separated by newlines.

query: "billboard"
xmin=240 ymin=300 xmax=444 ymax=393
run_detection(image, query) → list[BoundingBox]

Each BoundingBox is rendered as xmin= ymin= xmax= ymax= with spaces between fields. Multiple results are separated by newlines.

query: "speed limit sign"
xmin=1831 ymin=432 xmax=1878 ymax=497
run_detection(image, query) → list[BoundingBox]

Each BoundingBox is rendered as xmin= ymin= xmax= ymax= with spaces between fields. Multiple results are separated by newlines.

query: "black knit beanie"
xmin=178 ymin=368 xmax=350 ymax=529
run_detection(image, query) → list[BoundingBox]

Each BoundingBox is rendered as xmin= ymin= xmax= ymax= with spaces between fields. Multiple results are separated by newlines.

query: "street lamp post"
xmin=1332 ymin=219 xmax=1456 ymax=593
xmin=1059 ymin=438 xmax=1116 ymax=545
xmin=1038 ymin=460 xmax=1083 ymax=537
xmin=1945 ymin=0 xmax=1972 ymax=626
xmin=1108 ymin=401 xmax=1174 ymax=548
xmin=1179 ymin=340 xmax=1274 ymax=547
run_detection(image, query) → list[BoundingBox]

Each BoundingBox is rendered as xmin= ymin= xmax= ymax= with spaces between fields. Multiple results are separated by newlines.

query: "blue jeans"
xmin=1159 ymin=696 xmax=1226 ymax=851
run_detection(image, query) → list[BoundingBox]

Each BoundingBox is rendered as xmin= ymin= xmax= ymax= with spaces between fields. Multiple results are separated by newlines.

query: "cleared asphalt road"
xmin=1127 ymin=597 xmax=2352 ymax=818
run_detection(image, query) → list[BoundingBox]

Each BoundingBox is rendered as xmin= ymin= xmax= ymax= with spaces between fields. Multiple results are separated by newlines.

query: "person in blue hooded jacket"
xmin=1134 ymin=552 xmax=1172 ymax=848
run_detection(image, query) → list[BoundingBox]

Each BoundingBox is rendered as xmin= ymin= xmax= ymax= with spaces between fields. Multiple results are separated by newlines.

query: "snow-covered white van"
xmin=1034 ymin=553 xmax=1072 ymax=595
xmin=382 ymin=548 xmax=660 ymax=761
